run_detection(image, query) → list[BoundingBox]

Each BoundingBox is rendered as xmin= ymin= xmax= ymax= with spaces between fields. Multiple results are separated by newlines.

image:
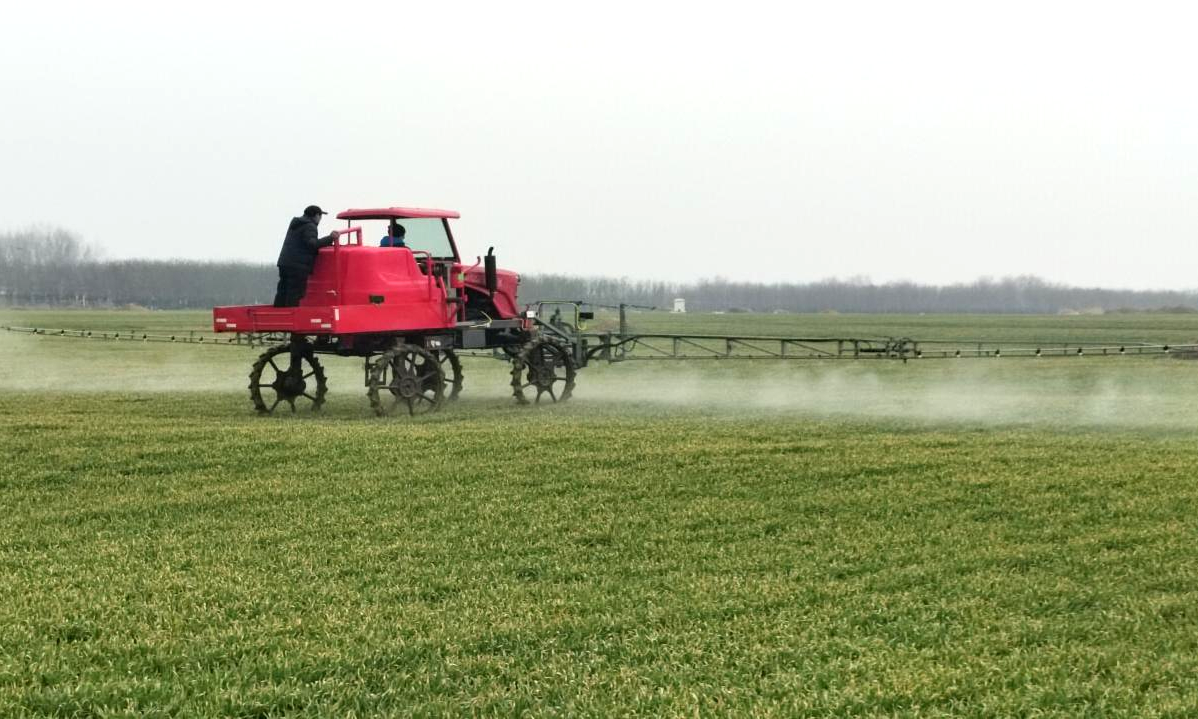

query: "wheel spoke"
xmin=268 ymin=358 xmax=282 ymax=374
xmin=269 ymin=397 xmax=281 ymax=413
xmin=405 ymin=396 xmax=415 ymax=416
xmin=302 ymin=392 xmax=317 ymax=402
xmin=548 ymin=386 xmax=557 ymax=402
xmin=303 ymin=370 xmax=316 ymax=379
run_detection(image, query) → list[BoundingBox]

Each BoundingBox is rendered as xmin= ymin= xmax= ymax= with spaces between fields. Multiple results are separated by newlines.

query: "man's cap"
xmin=303 ymin=205 xmax=328 ymax=217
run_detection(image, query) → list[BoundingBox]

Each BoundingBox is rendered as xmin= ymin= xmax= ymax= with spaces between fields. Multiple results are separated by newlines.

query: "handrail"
xmin=336 ymin=226 xmax=363 ymax=246
xmin=328 ymin=226 xmax=364 ymax=302
xmin=410 ymin=250 xmax=435 ymax=299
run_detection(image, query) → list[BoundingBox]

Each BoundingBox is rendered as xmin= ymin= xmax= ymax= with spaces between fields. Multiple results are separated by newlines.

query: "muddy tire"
xmin=511 ymin=338 xmax=576 ymax=405
xmin=368 ymin=344 xmax=445 ymax=417
xmin=248 ymin=343 xmax=327 ymax=414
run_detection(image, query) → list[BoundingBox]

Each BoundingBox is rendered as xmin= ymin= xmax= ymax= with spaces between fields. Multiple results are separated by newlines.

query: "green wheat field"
xmin=4 ymin=309 xmax=1198 ymax=717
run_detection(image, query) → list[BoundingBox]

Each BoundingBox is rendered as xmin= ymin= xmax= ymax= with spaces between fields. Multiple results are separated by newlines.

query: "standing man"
xmin=273 ymin=205 xmax=340 ymax=307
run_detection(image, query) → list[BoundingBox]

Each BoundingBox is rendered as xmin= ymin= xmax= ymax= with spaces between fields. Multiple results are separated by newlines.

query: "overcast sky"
xmin=2 ymin=1 xmax=1195 ymax=289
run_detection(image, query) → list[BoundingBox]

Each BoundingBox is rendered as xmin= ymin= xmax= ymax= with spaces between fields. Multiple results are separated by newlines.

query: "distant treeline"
xmin=3 ymin=227 xmax=1197 ymax=314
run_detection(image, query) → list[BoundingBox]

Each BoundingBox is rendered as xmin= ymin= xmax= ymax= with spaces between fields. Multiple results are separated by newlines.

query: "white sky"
xmin=1 ymin=1 xmax=1195 ymax=289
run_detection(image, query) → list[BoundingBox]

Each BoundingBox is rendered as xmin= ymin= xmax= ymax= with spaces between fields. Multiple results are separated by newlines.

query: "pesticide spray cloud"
xmin=567 ymin=359 xmax=1198 ymax=430
xmin=3 ymin=331 xmax=1196 ymax=429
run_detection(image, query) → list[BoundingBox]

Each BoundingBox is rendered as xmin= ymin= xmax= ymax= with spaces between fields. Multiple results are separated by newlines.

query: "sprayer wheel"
xmin=368 ymin=344 xmax=445 ymax=417
xmin=248 ymin=343 xmax=327 ymax=415
xmin=511 ymin=338 xmax=576 ymax=405
xmin=434 ymin=349 xmax=464 ymax=401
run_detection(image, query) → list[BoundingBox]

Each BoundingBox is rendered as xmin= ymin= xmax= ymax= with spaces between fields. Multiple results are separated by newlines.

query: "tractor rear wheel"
xmin=368 ymin=344 xmax=445 ymax=417
xmin=248 ymin=343 xmax=327 ymax=415
xmin=435 ymin=349 xmax=464 ymax=401
xmin=511 ymin=338 xmax=576 ymax=405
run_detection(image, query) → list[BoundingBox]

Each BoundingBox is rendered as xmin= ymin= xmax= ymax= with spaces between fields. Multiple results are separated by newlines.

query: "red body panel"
xmin=304 ymin=246 xmax=444 ymax=311
xmin=213 ymin=243 xmax=520 ymax=335
xmin=463 ymin=266 xmax=519 ymax=318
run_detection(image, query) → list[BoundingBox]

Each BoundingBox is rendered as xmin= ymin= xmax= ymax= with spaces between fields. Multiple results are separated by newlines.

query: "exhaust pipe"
xmin=485 ymin=247 xmax=497 ymax=296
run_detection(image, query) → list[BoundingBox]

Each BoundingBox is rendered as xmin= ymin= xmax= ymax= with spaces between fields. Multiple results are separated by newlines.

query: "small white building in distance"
xmin=673 ymin=298 xmax=686 ymax=313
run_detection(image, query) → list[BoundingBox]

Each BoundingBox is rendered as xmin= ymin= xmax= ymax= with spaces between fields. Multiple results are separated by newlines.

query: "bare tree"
xmin=3 ymin=227 xmax=1197 ymax=313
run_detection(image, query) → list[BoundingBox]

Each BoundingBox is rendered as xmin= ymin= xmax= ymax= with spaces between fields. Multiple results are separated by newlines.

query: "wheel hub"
xmin=394 ymin=376 xmax=419 ymax=397
xmin=275 ymin=372 xmax=306 ymax=398
xmin=530 ymin=364 xmax=555 ymax=389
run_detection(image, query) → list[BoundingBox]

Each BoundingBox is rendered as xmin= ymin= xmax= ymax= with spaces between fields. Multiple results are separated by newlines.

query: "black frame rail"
xmin=2 ymin=325 xmax=284 ymax=348
xmin=578 ymin=334 xmax=1198 ymax=363
xmin=8 ymin=323 xmax=1198 ymax=364
xmin=534 ymin=323 xmax=1198 ymax=366
xmin=580 ymin=333 xmax=918 ymax=362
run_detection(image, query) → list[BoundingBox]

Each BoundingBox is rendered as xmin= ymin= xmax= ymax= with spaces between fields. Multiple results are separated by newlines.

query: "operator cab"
xmin=338 ymin=207 xmax=460 ymax=264
xmin=336 ymin=208 xmax=460 ymax=295
xmin=330 ymin=207 xmax=519 ymax=321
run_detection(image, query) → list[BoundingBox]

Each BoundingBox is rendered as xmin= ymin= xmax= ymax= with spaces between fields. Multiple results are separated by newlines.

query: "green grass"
xmin=4 ymin=309 xmax=1198 ymax=716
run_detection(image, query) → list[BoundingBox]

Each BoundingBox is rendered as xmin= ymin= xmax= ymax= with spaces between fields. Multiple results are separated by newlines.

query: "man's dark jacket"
xmin=276 ymin=216 xmax=334 ymax=272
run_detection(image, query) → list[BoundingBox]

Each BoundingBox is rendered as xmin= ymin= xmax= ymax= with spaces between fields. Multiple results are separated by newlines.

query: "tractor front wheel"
xmin=511 ymin=338 xmax=576 ymax=405
xmin=368 ymin=344 xmax=445 ymax=417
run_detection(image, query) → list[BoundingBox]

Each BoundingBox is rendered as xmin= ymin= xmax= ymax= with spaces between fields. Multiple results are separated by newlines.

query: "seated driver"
xmin=379 ymin=222 xmax=407 ymax=248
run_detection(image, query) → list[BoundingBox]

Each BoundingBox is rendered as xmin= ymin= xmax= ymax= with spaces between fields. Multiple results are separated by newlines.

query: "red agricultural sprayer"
xmin=209 ymin=206 xmax=569 ymax=415
xmin=6 ymin=204 xmax=1198 ymax=417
